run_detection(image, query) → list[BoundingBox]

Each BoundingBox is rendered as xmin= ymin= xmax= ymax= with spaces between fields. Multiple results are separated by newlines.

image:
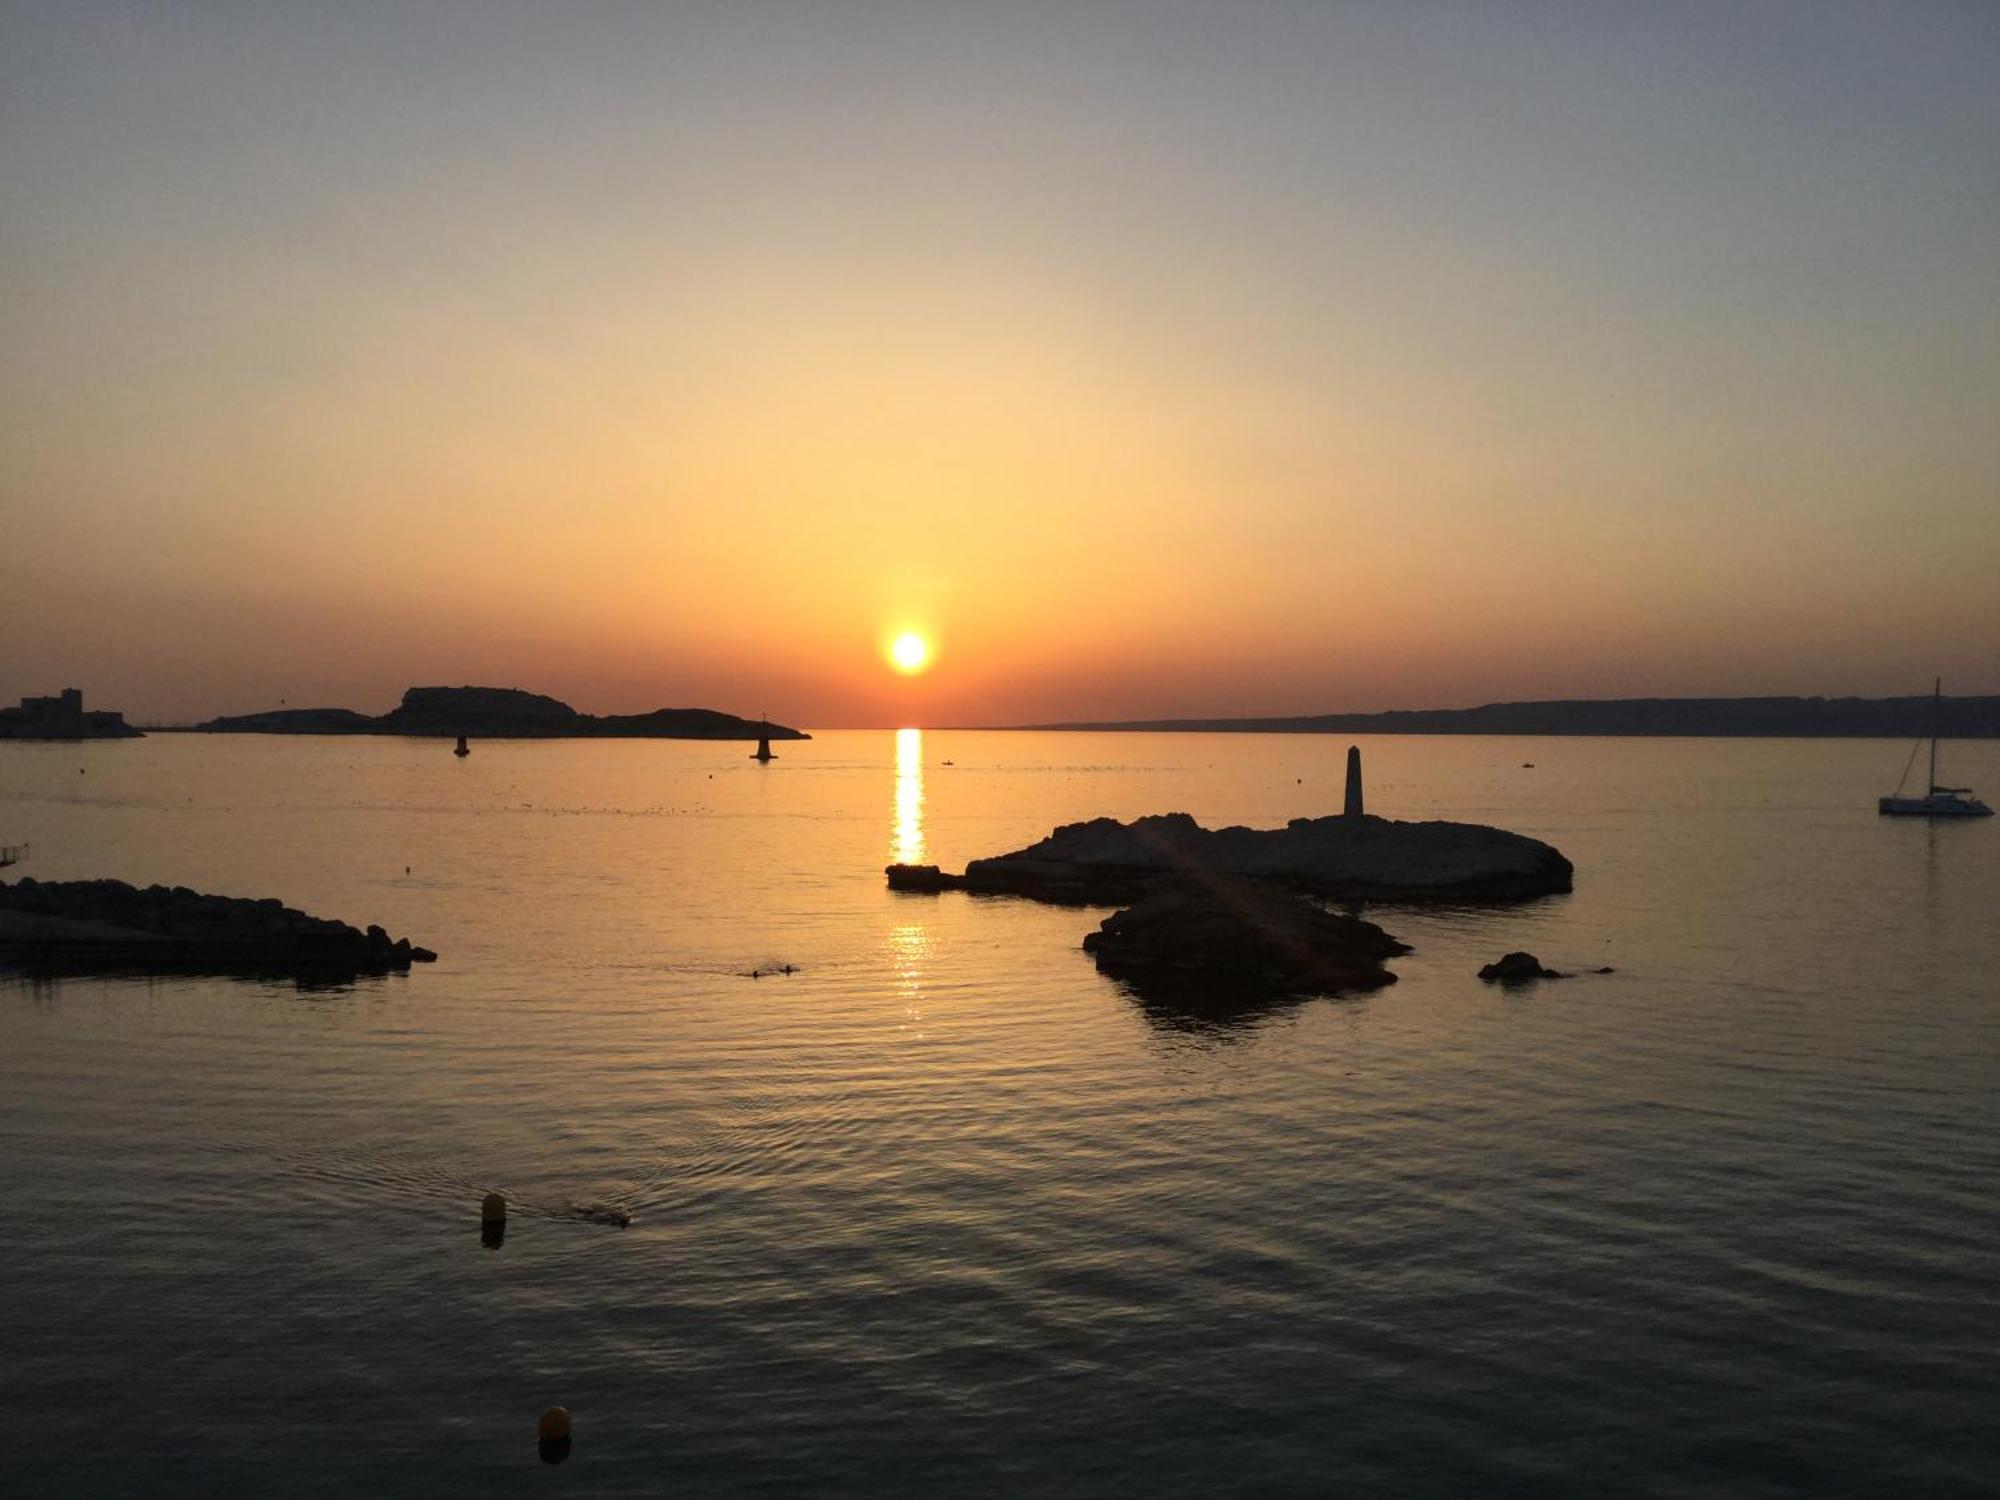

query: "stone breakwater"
xmin=0 ymin=878 xmax=437 ymax=977
xmin=889 ymin=810 xmax=1573 ymax=904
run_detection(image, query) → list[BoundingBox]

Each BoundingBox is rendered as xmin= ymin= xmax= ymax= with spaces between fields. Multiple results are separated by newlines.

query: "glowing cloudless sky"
xmin=3 ymin=2 xmax=1995 ymax=725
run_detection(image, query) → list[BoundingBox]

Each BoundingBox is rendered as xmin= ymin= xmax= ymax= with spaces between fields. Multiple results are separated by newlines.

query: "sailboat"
xmin=1879 ymin=679 xmax=1991 ymax=817
xmin=751 ymin=716 xmax=774 ymax=762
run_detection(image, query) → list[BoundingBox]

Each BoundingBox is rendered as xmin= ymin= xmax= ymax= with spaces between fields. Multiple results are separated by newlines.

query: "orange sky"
xmin=4 ymin=5 xmax=1996 ymax=725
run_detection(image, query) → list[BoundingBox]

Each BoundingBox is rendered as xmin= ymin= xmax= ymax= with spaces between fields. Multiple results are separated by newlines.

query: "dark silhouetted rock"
xmin=593 ymin=708 xmax=807 ymax=740
xmin=896 ymin=810 xmax=1571 ymax=905
xmin=1478 ymin=951 xmax=1564 ymax=983
xmin=0 ymin=877 xmax=438 ymax=979
xmin=1083 ymin=878 xmax=1409 ymax=999
xmin=378 ymin=685 xmax=578 ymax=733
xmin=886 ymin=864 xmax=964 ymax=893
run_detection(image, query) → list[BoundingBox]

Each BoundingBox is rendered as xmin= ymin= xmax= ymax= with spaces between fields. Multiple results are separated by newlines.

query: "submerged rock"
xmin=0 ymin=877 xmax=437 ymax=979
xmin=1083 ymin=878 xmax=1409 ymax=999
xmin=1477 ymin=951 xmax=1565 ymax=983
xmin=892 ymin=809 xmax=1572 ymax=905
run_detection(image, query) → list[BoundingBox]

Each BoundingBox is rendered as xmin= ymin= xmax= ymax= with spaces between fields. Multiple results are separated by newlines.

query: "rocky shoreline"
xmin=0 ymin=878 xmax=436 ymax=979
xmin=889 ymin=809 xmax=1572 ymax=905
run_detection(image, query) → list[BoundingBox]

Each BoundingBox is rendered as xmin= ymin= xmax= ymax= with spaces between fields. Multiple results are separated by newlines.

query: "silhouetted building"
xmin=0 ymin=687 xmax=142 ymax=740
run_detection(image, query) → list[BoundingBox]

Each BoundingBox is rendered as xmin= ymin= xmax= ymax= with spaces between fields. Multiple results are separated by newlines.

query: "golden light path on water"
xmin=893 ymin=726 xmax=925 ymax=867
xmin=890 ymin=726 xmax=930 ymax=1029
xmin=890 ymin=920 xmax=929 ymax=1033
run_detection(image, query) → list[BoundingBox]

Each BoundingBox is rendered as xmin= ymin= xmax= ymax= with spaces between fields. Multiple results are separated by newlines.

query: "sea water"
xmin=2 ymin=731 xmax=1995 ymax=1495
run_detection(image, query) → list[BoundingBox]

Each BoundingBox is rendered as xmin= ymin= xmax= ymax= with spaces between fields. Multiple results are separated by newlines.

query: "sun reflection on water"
xmin=889 ymin=921 xmax=930 ymax=1027
xmin=893 ymin=727 xmax=925 ymax=866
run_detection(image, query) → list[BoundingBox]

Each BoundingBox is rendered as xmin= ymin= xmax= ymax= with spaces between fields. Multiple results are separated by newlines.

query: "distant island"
xmin=192 ymin=686 xmax=809 ymax=742
xmin=1017 ymin=695 xmax=2000 ymax=739
xmin=0 ymin=688 xmax=143 ymax=741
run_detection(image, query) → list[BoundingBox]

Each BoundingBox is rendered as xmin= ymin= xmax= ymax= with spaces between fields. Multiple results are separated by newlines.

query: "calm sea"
xmin=2 ymin=731 xmax=1995 ymax=1496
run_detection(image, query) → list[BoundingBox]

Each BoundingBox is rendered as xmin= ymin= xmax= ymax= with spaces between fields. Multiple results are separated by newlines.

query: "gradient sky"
xmin=3 ymin=2 xmax=1996 ymax=725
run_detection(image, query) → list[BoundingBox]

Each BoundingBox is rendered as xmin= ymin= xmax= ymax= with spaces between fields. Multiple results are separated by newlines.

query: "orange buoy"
xmin=538 ymin=1406 xmax=572 ymax=1443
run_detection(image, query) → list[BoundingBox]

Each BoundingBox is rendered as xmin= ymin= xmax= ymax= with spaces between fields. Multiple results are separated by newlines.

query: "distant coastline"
xmin=1011 ymin=695 xmax=2000 ymax=739
xmin=177 ymin=686 xmax=809 ymax=742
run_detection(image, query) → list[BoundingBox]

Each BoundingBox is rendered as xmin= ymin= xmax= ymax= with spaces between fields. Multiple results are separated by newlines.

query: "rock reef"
xmin=0 ymin=878 xmax=437 ymax=979
xmin=1084 ymin=878 xmax=1408 ymax=998
xmin=889 ymin=809 xmax=1571 ymax=904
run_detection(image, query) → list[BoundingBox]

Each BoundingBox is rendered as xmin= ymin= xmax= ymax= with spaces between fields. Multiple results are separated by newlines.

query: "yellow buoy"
xmin=481 ymin=1192 xmax=507 ymax=1224
xmin=538 ymin=1406 xmax=572 ymax=1442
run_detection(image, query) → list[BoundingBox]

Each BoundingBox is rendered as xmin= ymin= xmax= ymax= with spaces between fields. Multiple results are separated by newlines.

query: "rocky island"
xmin=1083 ymin=878 xmax=1409 ymax=997
xmin=195 ymin=685 xmax=809 ymax=742
xmin=888 ymin=748 xmax=1570 ymax=904
xmin=888 ymin=750 xmax=1567 ymax=1016
xmin=0 ymin=878 xmax=436 ymax=979
xmin=891 ymin=810 xmax=1571 ymax=904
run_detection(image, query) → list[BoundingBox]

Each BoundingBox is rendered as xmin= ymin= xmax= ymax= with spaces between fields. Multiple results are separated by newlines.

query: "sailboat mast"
xmin=1929 ymin=677 xmax=1940 ymax=791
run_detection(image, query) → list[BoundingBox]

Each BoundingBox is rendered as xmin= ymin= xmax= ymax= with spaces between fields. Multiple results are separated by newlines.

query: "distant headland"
xmin=190 ymin=686 xmax=809 ymax=742
xmin=1016 ymin=694 xmax=2000 ymax=739
xmin=0 ymin=688 xmax=142 ymax=741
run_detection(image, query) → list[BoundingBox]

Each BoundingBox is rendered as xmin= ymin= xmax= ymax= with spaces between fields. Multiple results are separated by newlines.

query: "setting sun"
xmin=889 ymin=632 xmax=932 ymax=675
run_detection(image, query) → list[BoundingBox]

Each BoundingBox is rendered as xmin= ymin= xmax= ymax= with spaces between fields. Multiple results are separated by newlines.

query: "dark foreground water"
xmin=2 ymin=731 xmax=1996 ymax=1496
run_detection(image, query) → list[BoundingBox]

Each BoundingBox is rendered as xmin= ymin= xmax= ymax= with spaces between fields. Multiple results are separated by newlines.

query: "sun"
xmin=888 ymin=632 xmax=932 ymax=675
